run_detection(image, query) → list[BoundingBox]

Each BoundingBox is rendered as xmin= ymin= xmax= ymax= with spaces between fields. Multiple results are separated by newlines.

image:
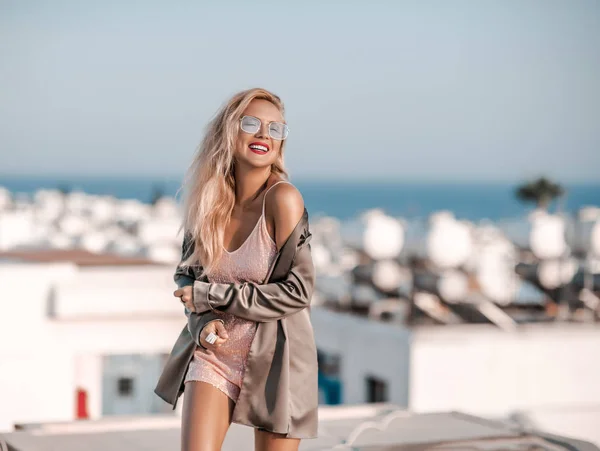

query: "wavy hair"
xmin=178 ymin=88 xmax=289 ymax=274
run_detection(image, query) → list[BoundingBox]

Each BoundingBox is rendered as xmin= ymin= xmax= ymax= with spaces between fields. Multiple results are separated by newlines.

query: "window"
xmin=366 ymin=376 xmax=388 ymax=403
xmin=317 ymin=349 xmax=343 ymax=405
xmin=117 ymin=377 xmax=134 ymax=397
xmin=317 ymin=349 xmax=341 ymax=376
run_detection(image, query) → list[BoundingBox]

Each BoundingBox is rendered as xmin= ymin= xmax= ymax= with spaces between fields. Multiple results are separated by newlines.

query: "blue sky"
xmin=1 ymin=0 xmax=599 ymax=182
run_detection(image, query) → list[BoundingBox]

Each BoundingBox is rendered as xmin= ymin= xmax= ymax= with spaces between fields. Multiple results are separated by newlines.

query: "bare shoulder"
xmin=267 ymin=182 xmax=305 ymax=248
xmin=271 ymin=182 xmax=304 ymax=218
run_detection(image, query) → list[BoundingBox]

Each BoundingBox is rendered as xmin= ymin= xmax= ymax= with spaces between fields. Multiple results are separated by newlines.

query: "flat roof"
xmin=0 ymin=249 xmax=161 ymax=267
xmin=2 ymin=405 xmax=597 ymax=451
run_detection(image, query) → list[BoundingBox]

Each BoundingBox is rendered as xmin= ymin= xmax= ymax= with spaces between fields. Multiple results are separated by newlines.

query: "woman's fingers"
xmin=212 ymin=322 xmax=227 ymax=345
xmin=173 ymin=287 xmax=194 ymax=311
xmin=214 ymin=321 xmax=229 ymax=340
xmin=199 ymin=327 xmax=212 ymax=349
xmin=173 ymin=286 xmax=192 ymax=299
xmin=200 ymin=331 xmax=220 ymax=349
xmin=184 ymin=299 xmax=195 ymax=312
xmin=200 ymin=337 xmax=213 ymax=349
xmin=200 ymin=321 xmax=228 ymax=348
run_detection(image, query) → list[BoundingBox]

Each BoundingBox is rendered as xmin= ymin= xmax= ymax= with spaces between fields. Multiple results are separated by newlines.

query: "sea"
xmin=1 ymin=175 xmax=598 ymax=223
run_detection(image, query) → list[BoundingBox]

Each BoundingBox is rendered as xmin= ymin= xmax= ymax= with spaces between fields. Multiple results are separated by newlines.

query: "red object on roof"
xmin=75 ymin=388 xmax=88 ymax=419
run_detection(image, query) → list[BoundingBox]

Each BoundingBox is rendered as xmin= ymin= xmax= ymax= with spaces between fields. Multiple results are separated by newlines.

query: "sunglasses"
xmin=240 ymin=115 xmax=289 ymax=141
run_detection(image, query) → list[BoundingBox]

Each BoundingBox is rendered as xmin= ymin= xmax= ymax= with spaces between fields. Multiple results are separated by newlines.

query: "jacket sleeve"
xmin=174 ymin=231 xmax=196 ymax=289
xmin=191 ymin=238 xmax=315 ymax=322
xmin=174 ymin=232 xmax=222 ymax=348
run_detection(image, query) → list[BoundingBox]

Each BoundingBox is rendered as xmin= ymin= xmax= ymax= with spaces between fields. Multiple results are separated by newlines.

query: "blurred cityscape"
xmin=0 ymin=177 xmax=599 ymax=450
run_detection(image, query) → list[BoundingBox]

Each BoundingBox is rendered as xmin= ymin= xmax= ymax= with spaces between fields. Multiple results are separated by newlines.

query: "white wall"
xmin=0 ymin=350 xmax=75 ymax=430
xmin=53 ymin=266 xmax=181 ymax=318
xmin=0 ymin=261 xmax=187 ymax=431
xmin=0 ymin=262 xmax=75 ymax=430
xmin=311 ymin=307 xmax=411 ymax=406
xmin=410 ymin=323 xmax=600 ymax=445
xmin=312 ymin=306 xmax=600 ymax=445
xmin=51 ymin=318 xmax=184 ymax=354
xmin=0 ymin=210 xmax=36 ymax=250
xmin=410 ymin=324 xmax=600 ymax=415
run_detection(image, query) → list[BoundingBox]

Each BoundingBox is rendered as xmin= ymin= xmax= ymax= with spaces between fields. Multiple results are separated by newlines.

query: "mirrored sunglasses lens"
xmin=241 ymin=116 xmax=260 ymax=133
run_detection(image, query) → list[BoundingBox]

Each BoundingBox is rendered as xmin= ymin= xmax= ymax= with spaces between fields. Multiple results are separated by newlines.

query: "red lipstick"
xmin=248 ymin=141 xmax=270 ymax=154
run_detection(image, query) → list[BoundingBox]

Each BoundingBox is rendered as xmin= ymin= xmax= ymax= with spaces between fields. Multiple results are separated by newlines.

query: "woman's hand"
xmin=199 ymin=320 xmax=228 ymax=349
xmin=174 ymin=286 xmax=194 ymax=312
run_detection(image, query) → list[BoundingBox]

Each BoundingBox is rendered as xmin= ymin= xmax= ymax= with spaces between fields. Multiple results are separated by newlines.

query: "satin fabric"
xmin=154 ymin=208 xmax=318 ymax=439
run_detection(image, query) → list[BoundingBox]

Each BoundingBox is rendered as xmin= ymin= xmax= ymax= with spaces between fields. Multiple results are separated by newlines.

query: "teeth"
xmin=250 ymin=144 xmax=268 ymax=152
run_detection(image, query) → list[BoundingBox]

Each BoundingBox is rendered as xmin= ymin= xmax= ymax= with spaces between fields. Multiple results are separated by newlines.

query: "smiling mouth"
xmin=249 ymin=143 xmax=269 ymax=153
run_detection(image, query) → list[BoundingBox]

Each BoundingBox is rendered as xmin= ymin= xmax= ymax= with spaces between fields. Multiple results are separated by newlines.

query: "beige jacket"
xmin=154 ymin=209 xmax=318 ymax=439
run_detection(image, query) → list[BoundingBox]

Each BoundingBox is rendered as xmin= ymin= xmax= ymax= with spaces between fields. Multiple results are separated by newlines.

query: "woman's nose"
xmin=255 ymin=122 xmax=269 ymax=138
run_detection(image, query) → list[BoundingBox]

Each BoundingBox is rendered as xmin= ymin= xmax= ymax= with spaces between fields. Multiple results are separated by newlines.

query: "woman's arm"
xmin=174 ymin=232 xmax=224 ymax=348
xmin=191 ymin=184 xmax=315 ymax=322
xmin=192 ymin=240 xmax=314 ymax=322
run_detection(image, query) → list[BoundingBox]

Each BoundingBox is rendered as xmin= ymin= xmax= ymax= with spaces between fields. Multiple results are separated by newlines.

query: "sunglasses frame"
xmin=239 ymin=115 xmax=289 ymax=141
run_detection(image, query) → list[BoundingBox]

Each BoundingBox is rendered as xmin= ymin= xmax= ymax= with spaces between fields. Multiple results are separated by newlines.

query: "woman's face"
xmin=234 ymin=99 xmax=284 ymax=169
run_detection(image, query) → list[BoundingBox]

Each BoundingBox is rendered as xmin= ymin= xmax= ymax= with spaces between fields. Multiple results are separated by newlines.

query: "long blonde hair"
xmin=178 ymin=88 xmax=289 ymax=274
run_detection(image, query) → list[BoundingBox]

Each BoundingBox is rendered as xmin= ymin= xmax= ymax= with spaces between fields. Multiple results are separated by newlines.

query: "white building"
xmin=2 ymin=247 xmax=599 ymax=446
xmin=311 ymin=307 xmax=600 ymax=446
xmin=0 ymin=250 xmax=185 ymax=431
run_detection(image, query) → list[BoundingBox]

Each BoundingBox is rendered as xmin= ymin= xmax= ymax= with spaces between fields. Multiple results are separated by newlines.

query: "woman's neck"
xmin=233 ymin=167 xmax=272 ymax=209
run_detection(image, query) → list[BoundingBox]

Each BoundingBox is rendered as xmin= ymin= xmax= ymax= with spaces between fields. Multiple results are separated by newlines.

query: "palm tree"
xmin=515 ymin=177 xmax=565 ymax=210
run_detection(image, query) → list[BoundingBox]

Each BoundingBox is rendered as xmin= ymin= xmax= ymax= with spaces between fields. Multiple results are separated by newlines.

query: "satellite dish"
xmin=341 ymin=209 xmax=404 ymax=260
xmin=529 ymin=214 xmax=567 ymax=260
xmin=437 ymin=270 xmax=469 ymax=304
xmin=427 ymin=213 xmax=473 ymax=268
xmin=538 ymin=259 xmax=578 ymax=289
xmin=372 ymin=260 xmax=409 ymax=292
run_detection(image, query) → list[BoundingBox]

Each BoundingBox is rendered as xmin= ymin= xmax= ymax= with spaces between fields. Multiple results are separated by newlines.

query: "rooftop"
xmin=2 ymin=405 xmax=597 ymax=451
xmin=0 ymin=249 xmax=161 ymax=267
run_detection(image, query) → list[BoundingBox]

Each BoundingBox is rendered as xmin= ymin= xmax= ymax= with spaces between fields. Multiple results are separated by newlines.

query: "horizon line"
xmin=1 ymin=173 xmax=598 ymax=186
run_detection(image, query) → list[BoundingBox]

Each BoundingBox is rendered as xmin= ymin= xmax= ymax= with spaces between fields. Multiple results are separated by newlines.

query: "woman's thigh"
xmin=254 ymin=429 xmax=300 ymax=451
xmin=181 ymin=381 xmax=235 ymax=451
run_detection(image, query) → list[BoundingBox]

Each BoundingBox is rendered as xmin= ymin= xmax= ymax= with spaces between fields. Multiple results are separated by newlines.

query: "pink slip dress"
xmin=183 ymin=180 xmax=290 ymax=401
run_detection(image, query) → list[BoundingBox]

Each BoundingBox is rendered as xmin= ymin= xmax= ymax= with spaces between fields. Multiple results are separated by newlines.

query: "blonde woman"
xmin=155 ymin=88 xmax=318 ymax=451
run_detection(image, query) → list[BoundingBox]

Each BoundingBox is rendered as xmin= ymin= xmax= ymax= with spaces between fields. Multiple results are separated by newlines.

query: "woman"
xmin=154 ymin=88 xmax=318 ymax=451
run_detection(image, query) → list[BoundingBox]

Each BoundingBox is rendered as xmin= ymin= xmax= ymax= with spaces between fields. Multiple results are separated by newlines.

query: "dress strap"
xmin=262 ymin=180 xmax=291 ymax=217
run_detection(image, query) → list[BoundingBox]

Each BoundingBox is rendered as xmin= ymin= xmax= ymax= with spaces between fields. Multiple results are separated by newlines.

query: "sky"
xmin=1 ymin=0 xmax=599 ymax=182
